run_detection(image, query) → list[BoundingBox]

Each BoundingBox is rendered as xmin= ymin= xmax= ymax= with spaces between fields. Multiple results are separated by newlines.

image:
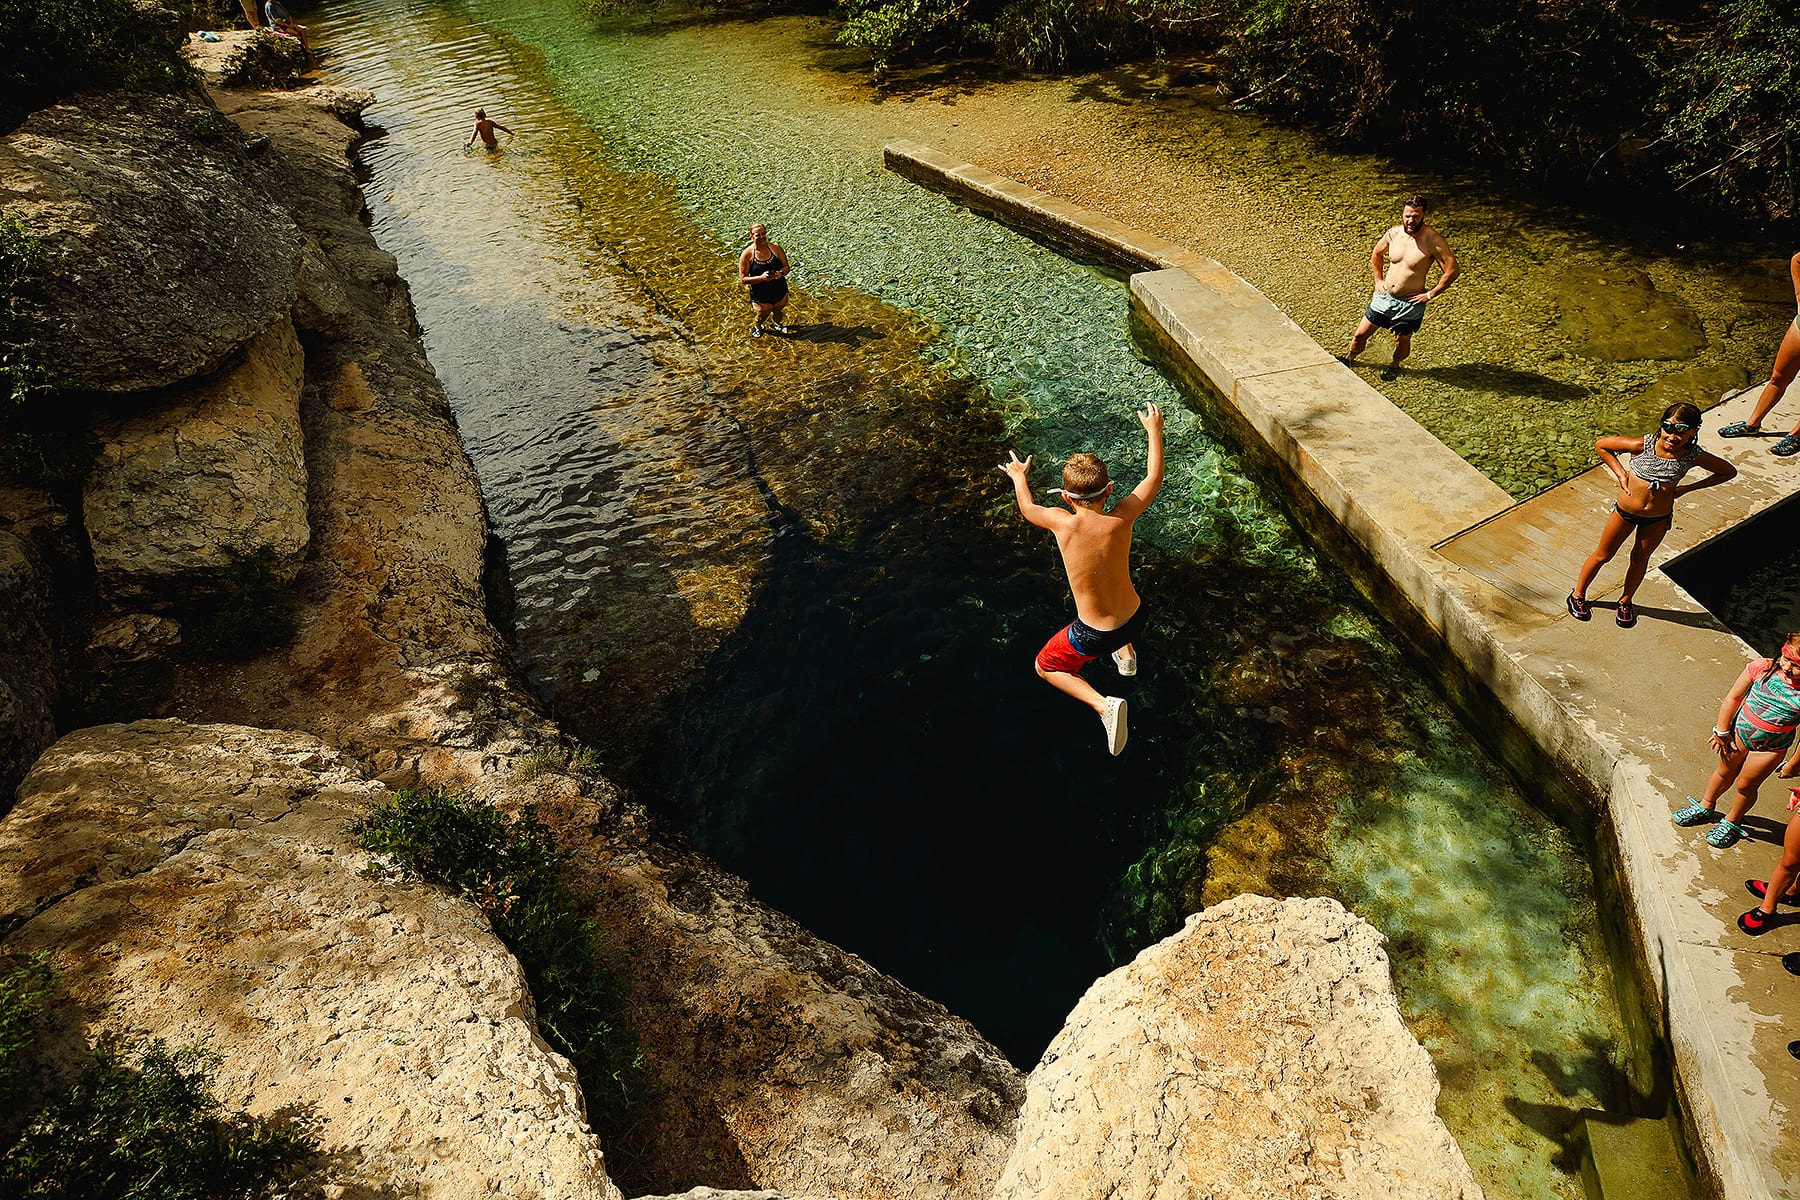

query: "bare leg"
xmin=1700 ymin=744 xmax=1749 ymax=811
xmin=1346 ymin=317 xmax=1377 ymax=361
xmin=1036 ymin=664 xmax=1106 ymax=715
xmin=1722 ymin=749 xmax=1786 ymax=826
xmin=1391 ymin=332 xmax=1414 ymax=367
xmin=1618 ymin=520 xmax=1670 ymax=606
xmin=1760 ymin=815 xmax=1800 ymax=915
xmin=1744 ymin=323 xmax=1800 ymax=431
xmin=1572 ymin=511 xmax=1635 ymax=601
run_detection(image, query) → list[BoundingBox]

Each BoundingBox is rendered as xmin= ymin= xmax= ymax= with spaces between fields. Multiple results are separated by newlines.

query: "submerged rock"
xmin=1551 ymin=264 xmax=1706 ymax=362
xmin=0 ymin=90 xmax=302 ymax=394
xmin=82 ymin=316 xmax=309 ymax=603
xmin=0 ymin=720 xmax=624 ymax=1200
xmin=993 ymin=894 xmax=1483 ymax=1200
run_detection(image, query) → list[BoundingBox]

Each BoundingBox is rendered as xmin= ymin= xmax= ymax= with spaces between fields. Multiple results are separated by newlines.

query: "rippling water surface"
xmin=316 ymin=3 xmax=1645 ymax=1194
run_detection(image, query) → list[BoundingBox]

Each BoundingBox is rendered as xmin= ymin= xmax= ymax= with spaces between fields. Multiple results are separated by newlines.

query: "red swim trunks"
xmin=1035 ymin=607 xmax=1146 ymax=674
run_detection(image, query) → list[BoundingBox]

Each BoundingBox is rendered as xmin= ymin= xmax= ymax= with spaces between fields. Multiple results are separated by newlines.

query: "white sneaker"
xmin=1101 ymin=697 xmax=1128 ymax=756
xmin=1112 ymin=648 xmax=1137 ymax=677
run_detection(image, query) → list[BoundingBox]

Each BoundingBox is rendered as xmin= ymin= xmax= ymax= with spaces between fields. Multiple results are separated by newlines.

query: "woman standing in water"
xmin=1673 ymin=634 xmax=1800 ymax=851
xmin=1716 ymin=252 xmax=1800 ymax=455
xmin=1566 ymin=402 xmax=1734 ymax=628
xmin=739 ymin=223 xmax=791 ymax=338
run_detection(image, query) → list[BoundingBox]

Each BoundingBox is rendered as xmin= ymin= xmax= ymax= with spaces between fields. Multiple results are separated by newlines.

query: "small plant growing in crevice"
xmin=351 ymin=790 xmax=649 ymax=1182
xmin=512 ymin=740 xmax=605 ymax=784
xmin=0 ymin=952 xmax=316 ymax=1198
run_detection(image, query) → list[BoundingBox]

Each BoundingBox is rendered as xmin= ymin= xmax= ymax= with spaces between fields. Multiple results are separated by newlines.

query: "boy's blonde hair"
xmin=1061 ymin=453 xmax=1109 ymax=499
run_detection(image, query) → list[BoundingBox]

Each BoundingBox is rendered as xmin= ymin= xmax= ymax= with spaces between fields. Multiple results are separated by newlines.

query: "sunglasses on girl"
xmin=1660 ymin=419 xmax=1698 ymax=435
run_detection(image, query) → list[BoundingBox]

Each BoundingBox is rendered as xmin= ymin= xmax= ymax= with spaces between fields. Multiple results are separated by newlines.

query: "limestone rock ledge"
xmin=0 ymin=720 xmax=622 ymax=1200
xmin=993 ymin=894 xmax=1484 ymax=1200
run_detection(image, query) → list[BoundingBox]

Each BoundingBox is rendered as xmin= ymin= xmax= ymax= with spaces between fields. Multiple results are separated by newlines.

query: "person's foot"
xmin=1773 ymin=434 xmax=1800 ymax=457
xmin=1706 ymin=819 xmax=1749 ymax=849
xmin=1379 ymin=365 xmax=1400 ymax=381
xmin=1671 ymin=800 xmax=1716 ymax=826
xmin=1739 ymin=906 xmax=1777 ymax=935
xmin=1112 ymin=648 xmax=1137 ymax=677
xmin=1747 ymin=879 xmax=1800 ymax=907
xmin=1101 ymin=697 xmax=1128 ymax=756
xmin=1615 ymin=599 xmax=1636 ymax=628
xmin=1718 ymin=421 xmax=1763 ymax=438
xmin=751 ymin=323 xmax=764 ymax=338
xmin=1566 ymin=593 xmax=1590 ymax=621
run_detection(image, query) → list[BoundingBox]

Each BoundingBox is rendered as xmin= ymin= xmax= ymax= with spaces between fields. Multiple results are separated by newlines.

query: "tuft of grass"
xmin=351 ymin=791 xmax=648 ymax=1179
xmin=512 ymin=741 xmax=604 ymax=784
xmin=0 ymin=953 xmax=315 ymax=1199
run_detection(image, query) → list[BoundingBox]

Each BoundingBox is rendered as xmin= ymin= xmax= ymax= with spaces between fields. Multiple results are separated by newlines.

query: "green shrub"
xmin=0 ymin=953 xmax=53 ymax=1123
xmin=0 ymin=1038 xmax=313 ymax=1200
xmin=0 ymin=0 xmax=191 ymax=131
xmin=1654 ymin=0 xmax=1800 ymax=220
xmin=0 ymin=953 xmax=315 ymax=1199
xmin=352 ymin=791 xmax=647 ymax=1176
xmin=1214 ymin=0 xmax=1649 ymax=179
xmin=0 ymin=212 xmax=51 ymax=411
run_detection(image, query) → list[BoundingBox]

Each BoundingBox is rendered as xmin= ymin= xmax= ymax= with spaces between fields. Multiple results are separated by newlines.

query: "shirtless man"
xmin=1344 ymin=195 xmax=1459 ymax=381
xmin=465 ymin=109 xmax=514 ymax=151
xmin=1000 ymin=403 xmax=1165 ymax=756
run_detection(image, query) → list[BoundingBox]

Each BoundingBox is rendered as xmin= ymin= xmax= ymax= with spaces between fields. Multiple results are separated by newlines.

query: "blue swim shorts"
xmin=1364 ymin=290 xmax=1427 ymax=336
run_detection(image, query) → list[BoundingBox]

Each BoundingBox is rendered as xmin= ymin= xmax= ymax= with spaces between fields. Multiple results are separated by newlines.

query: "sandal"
xmin=1773 ymin=434 xmax=1800 ymax=457
xmin=1566 ymin=593 xmax=1590 ymax=621
xmin=1706 ymin=819 xmax=1748 ymax=849
xmin=1671 ymin=800 xmax=1716 ymax=827
xmin=1739 ymin=907 xmax=1776 ymax=935
xmin=1615 ymin=599 xmax=1636 ymax=628
xmin=1718 ymin=421 xmax=1762 ymax=438
xmin=1747 ymin=879 xmax=1800 ymax=907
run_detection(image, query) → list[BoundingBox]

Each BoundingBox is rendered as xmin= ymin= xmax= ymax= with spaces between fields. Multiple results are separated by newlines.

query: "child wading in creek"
xmin=1000 ymin=403 xmax=1163 ymax=756
xmin=1673 ymin=632 xmax=1800 ymax=852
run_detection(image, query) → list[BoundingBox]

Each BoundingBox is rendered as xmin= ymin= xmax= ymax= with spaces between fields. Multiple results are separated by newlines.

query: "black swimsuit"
xmin=747 ymin=250 xmax=788 ymax=305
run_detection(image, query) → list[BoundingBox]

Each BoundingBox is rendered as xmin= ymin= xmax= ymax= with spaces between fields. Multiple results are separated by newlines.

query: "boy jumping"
xmin=1000 ymin=403 xmax=1164 ymax=755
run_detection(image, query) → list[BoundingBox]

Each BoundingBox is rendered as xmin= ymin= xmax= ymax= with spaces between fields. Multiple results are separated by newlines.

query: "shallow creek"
xmin=309 ymin=2 xmax=1703 ymax=1193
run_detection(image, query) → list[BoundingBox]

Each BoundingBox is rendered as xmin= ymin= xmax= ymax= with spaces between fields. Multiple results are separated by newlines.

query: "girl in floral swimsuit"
xmin=1566 ymin=402 xmax=1735 ymax=628
xmin=1673 ymin=633 xmax=1800 ymax=853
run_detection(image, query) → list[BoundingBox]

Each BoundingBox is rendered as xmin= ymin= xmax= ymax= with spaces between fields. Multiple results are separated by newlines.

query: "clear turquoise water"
xmin=316 ymin=3 xmax=1635 ymax=1194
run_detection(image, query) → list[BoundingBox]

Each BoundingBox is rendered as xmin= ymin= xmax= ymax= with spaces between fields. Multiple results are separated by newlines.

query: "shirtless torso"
xmin=1050 ymin=510 xmax=1141 ymax=630
xmin=1375 ymin=220 xmax=1452 ymax=302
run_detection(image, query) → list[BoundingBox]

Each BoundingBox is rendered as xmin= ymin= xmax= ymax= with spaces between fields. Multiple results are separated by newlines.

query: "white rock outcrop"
xmin=0 ymin=720 xmax=622 ymax=1200
xmin=82 ymin=316 xmax=310 ymax=602
xmin=992 ymin=894 xmax=1484 ymax=1200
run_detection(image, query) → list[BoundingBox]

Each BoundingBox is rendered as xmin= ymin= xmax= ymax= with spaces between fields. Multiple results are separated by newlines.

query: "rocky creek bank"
xmin=0 ymin=24 xmax=1480 ymax=1200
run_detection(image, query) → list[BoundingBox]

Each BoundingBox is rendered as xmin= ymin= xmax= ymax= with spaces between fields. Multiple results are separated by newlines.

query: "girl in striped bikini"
xmin=1673 ymin=632 xmax=1800 ymax=850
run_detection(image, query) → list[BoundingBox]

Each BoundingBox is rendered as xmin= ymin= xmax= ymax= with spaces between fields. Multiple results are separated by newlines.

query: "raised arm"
xmin=998 ymin=451 xmax=1065 ymax=531
xmin=1111 ymin=403 xmax=1165 ymax=521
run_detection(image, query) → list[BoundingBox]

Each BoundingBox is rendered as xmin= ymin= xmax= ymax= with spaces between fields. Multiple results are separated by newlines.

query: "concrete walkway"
xmin=887 ymin=140 xmax=1800 ymax=1200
